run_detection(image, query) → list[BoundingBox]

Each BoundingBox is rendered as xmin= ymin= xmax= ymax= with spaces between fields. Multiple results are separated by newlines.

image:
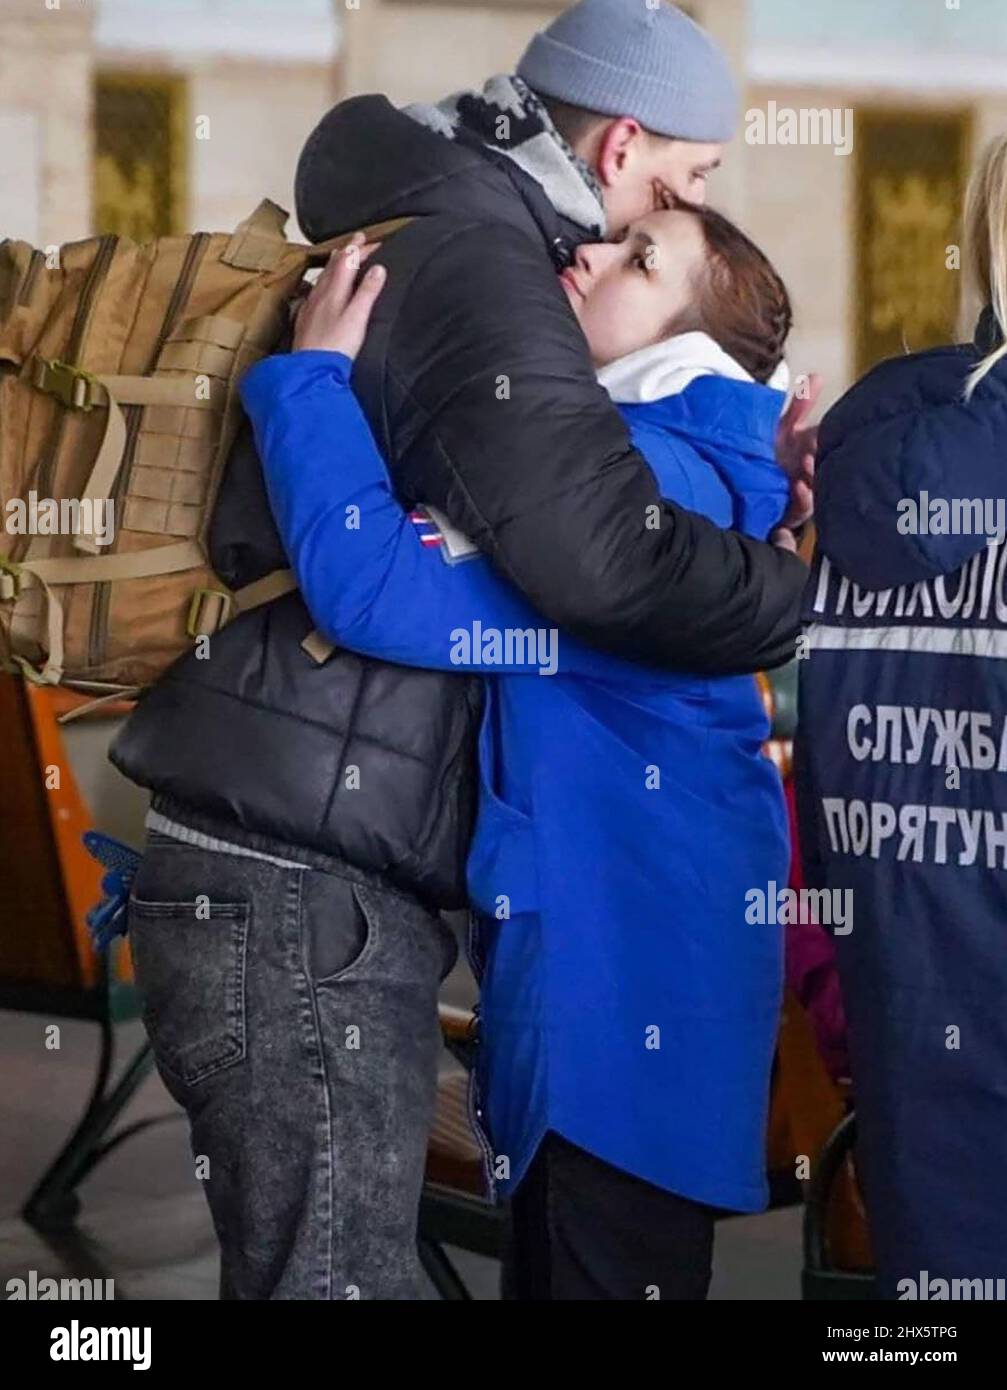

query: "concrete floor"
xmin=0 ymin=996 xmax=803 ymax=1301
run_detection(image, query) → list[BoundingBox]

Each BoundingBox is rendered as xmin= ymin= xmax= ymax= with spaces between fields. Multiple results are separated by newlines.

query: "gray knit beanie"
xmin=517 ymin=0 xmax=738 ymax=143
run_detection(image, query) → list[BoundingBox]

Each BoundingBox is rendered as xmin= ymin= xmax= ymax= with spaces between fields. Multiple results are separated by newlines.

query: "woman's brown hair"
xmin=669 ymin=199 xmax=793 ymax=384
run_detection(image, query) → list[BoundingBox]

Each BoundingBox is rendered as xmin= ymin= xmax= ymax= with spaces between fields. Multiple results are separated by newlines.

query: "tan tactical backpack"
xmin=0 ymin=199 xmax=409 ymax=700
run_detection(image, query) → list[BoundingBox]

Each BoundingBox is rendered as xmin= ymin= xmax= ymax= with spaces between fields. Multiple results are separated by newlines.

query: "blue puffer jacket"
xmin=797 ymin=311 xmax=1007 ymax=1294
xmin=242 ymin=350 xmax=791 ymax=1211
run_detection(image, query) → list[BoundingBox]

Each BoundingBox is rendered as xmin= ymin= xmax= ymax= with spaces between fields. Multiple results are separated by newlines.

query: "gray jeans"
xmin=127 ymin=830 xmax=458 ymax=1299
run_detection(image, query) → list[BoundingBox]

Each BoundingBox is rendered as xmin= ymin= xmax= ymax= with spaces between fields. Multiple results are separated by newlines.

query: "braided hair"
xmin=668 ymin=199 xmax=793 ymax=384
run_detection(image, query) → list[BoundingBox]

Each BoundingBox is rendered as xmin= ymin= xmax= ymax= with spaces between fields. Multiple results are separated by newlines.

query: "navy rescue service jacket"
xmin=796 ymin=310 xmax=1007 ymax=1293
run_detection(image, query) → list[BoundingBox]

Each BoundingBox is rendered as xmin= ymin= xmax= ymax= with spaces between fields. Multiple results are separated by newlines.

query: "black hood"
xmin=294 ymin=94 xmax=580 ymax=265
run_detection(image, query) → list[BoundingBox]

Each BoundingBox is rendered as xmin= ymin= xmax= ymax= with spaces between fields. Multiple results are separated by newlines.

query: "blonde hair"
xmin=965 ymin=135 xmax=1007 ymax=400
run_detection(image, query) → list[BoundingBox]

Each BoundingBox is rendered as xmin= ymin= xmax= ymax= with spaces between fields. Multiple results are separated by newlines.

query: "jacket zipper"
xmin=18 ymin=249 xmax=44 ymax=306
xmin=465 ymin=1022 xmax=498 ymax=1202
xmin=462 ymin=911 xmax=497 ymax=1198
xmin=35 ymin=234 xmax=117 ymax=502
xmin=87 ymin=232 xmax=211 ymax=670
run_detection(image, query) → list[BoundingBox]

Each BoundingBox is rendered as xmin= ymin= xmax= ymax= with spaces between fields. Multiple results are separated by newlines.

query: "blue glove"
xmin=83 ymin=831 xmax=142 ymax=952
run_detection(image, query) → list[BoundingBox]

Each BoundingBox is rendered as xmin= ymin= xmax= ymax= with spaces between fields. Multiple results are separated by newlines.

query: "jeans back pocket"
xmin=128 ymin=895 xmax=249 ymax=1087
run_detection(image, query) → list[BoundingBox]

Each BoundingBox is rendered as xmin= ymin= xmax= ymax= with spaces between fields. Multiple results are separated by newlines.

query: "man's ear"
xmin=593 ymin=117 xmax=645 ymax=188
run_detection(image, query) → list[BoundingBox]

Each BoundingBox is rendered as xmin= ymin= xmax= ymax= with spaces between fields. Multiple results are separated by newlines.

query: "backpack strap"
xmin=304 ymin=215 xmax=415 ymax=265
xmin=4 ymin=540 xmax=328 ymax=683
xmin=4 ymin=541 xmax=209 ymax=684
xmin=222 ymin=198 xmax=415 ymax=272
xmin=220 ymin=199 xmax=292 ymax=271
xmin=30 ymin=358 xmax=226 ymax=554
xmin=300 ymin=629 xmax=336 ymax=664
xmin=231 ymin=568 xmax=298 ymax=613
xmin=74 ymin=374 xmax=225 ymax=553
xmin=231 ymin=576 xmax=336 ymax=666
xmin=4 ymin=540 xmax=301 ymax=685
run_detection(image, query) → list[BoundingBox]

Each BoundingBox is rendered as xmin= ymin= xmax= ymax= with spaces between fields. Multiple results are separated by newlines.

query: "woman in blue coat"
xmin=241 ymin=203 xmax=795 ymax=1299
xmin=798 ymin=135 xmax=1007 ymax=1298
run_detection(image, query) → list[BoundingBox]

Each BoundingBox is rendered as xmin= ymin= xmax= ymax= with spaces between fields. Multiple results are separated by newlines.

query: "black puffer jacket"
xmin=111 ymin=96 xmax=805 ymax=909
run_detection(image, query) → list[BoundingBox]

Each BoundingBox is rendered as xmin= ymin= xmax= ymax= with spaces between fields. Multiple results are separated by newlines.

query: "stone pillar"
xmin=0 ymin=0 xmax=94 ymax=246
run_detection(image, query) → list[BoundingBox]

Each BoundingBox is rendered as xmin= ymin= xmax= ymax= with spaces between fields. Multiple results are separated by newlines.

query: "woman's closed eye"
xmin=614 ymin=227 xmax=658 ymax=273
xmin=632 ymin=238 xmax=660 ymax=274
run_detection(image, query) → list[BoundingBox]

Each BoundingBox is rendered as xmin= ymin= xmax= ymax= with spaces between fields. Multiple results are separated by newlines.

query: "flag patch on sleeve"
xmin=409 ymin=505 xmax=480 ymax=565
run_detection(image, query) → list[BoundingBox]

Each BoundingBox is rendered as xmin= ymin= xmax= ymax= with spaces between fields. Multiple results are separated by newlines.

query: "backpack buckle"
xmin=32 ymin=357 xmax=100 ymax=411
xmin=0 ymin=557 xmax=22 ymax=601
xmin=186 ymin=587 xmax=233 ymax=638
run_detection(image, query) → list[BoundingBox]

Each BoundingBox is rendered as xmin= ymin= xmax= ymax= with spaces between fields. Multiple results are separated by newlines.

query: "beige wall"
xmin=0 ymin=0 xmax=94 ymax=246
xmin=185 ymin=61 xmax=338 ymax=236
xmin=742 ymin=84 xmax=855 ymax=410
xmin=0 ymin=2 xmax=334 ymax=247
xmin=86 ymin=52 xmax=338 ymax=239
xmin=743 ymin=83 xmax=1007 ymax=405
xmin=338 ymin=0 xmax=564 ymax=104
xmin=689 ymin=0 xmax=749 ymax=220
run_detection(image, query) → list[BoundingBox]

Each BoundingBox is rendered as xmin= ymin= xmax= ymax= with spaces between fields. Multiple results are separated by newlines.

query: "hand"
xmin=292 ymin=232 xmax=387 ymax=360
xmin=776 ymin=372 xmax=822 ymax=529
xmin=652 ymin=177 xmax=675 ymax=212
xmin=770 ymin=525 xmax=798 ymax=554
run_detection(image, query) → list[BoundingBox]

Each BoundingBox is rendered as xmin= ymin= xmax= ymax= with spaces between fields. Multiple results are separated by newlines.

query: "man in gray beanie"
xmin=520 ymin=0 xmax=737 ymax=142
xmin=518 ymin=0 xmax=736 ymax=219
xmin=408 ymin=0 xmax=737 ymax=236
xmin=116 ymin=1 xmax=811 ymax=1302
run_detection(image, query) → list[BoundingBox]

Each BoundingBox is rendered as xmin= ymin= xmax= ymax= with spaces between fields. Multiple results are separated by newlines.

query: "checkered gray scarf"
xmin=404 ymin=73 xmax=606 ymax=238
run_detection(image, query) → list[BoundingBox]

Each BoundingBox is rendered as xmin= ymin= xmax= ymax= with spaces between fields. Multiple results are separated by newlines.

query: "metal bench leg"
xmin=22 ymin=1010 xmax=158 ymax=1230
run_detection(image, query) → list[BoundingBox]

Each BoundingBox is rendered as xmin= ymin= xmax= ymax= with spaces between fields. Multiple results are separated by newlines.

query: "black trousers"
xmin=503 ymin=1132 xmax=718 ymax=1301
